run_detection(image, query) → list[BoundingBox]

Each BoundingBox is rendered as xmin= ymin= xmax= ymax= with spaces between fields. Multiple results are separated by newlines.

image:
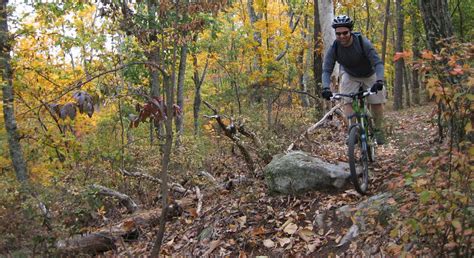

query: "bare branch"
xmin=287 ymin=103 xmax=343 ymax=151
xmin=119 ymin=169 xmax=186 ymax=193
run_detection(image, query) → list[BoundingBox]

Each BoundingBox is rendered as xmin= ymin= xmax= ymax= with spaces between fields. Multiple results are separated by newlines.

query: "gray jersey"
xmin=322 ymin=33 xmax=384 ymax=89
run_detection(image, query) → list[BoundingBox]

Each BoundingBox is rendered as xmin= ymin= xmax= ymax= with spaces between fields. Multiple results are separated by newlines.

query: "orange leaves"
xmin=393 ymin=51 xmax=411 ymax=62
xmin=421 ymin=50 xmax=435 ymax=60
xmin=449 ymin=65 xmax=464 ymax=76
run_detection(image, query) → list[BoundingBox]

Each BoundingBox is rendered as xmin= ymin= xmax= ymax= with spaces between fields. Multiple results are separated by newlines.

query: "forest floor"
xmin=112 ymin=103 xmax=437 ymax=256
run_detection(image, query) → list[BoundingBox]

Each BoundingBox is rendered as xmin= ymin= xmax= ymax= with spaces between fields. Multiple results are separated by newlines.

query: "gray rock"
xmin=264 ymin=151 xmax=351 ymax=194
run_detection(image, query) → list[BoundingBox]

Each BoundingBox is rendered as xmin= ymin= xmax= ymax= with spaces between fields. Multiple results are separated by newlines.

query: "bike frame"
xmin=348 ymin=87 xmax=372 ymax=142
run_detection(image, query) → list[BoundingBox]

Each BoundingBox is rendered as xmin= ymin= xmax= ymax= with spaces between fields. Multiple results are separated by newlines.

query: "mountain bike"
xmin=331 ymin=86 xmax=377 ymax=194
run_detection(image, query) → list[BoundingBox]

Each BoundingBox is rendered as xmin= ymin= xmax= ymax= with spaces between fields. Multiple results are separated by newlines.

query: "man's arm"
xmin=362 ymin=37 xmax=384 ymax=82
xmin=322 ymin=44 xmax=336 ymax=89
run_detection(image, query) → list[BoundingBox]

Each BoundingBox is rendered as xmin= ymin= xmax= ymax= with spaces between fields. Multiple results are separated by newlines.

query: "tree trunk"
xmin=318 ymin=0 xmax=338 ymax=97
xmin=418 ymin=0 xmax=454 ymax=53
xmin=393 ymin=0 xmax=404 ymax=110
xmin=410 ymin=2 xmax=422 ymax=105
xmin=175 ymin=44 xmax=187 ymax=139
xmin=404 ymin=64 xmax=411 ymax=107
xmin=247 ymin=0 xmax=262 ymax=74
xmin=147 ymin=1 xmax=161 ymax=145
xmin=313 ymin=0 xmax=323 ymax=113
xmin=318 ymin=0 xmax=335 ymax=56
xmin=298 ymin=16 xmax=310 ymax=108
xmin=191 ymin=37 xmax=209 ymax=135
xmin=381 ymin=0 xmax=391 ymax=66
xmin=192 ymin=53 xmax=202 ymax=135
xmin=456 ymin=0 xmax=464 ymax=41
xmin=150 ymin=72 xmax=173 ymax=256
xmin=303 ymin=16 xmax=313 ymax=106
xmin=365 ymin=0 xmax=370 ymax=36
xmin=1 ymin=0 xmax=28 ymax=182
xmin=412 ymin=66 xmax=420 ymax=105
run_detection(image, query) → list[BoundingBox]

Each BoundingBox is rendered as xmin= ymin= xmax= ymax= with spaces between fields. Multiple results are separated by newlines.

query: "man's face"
xmin=335 ymin=27 xmax=351 ymax=46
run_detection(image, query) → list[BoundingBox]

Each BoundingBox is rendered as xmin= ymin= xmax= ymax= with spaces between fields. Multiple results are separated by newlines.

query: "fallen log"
xmin=56 ymin=197 xmax=193 ymax=254
xmin=91 ymin=184 xmax=139 ymax=213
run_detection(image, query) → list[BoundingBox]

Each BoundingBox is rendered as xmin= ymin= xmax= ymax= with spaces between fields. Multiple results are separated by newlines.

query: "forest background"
xmin=0 ymin=0 xmax=472 ymax=256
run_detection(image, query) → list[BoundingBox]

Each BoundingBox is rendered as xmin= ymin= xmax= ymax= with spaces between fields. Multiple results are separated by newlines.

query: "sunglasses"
xmin=335 ymin=31 xmax=350 ymax=36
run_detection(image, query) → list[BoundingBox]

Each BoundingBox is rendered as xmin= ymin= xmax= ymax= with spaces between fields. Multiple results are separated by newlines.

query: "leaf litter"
xmin=109 ymin=104 xmax=437 ymax=256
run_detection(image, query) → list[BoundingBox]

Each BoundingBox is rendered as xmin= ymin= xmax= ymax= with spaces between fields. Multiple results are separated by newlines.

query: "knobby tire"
xmin=348 ymin=125 xmax=369 ymax=194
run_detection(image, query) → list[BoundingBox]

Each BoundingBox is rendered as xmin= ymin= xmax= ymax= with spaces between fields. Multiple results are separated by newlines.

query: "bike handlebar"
xmin=330 ymin=90 xmax=375 ymax=101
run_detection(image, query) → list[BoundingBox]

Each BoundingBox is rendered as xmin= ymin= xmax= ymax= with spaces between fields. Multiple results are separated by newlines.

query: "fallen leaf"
xmin=187 ymin=208 xmax=198 ymax=217
xmin=263 ymin=239 xmax=275 ymax=248
xmin=279 ymin=218 xmax=294 ymax=230
xmin=122 ymin=220 xmax=135 ymax=231
xmin=237 ymin=216 xmax=247 ymax=227
xmin=203 ymin=240 xmax=221 ymax=256
xmin=386 ymin=198 xmax=396 ymax=205
xmin=251 ymin=226 xmax=266 ymax=236
xmin=228 ymin=224 xmax=238 ymax=232
xmin=283 ymin=223 xmax=298 ymax=235
xmin=298 ymin=228 xmax=314 ymax=242
xmin=306 ymin=239 xmax=321 ymax=254
xmin=277 ymin=237 xmax=291 ymax=247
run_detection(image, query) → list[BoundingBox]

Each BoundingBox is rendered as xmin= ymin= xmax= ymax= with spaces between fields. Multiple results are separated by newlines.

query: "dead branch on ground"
xmin=118 ymin=169 xmax=186 ymax=193
xmin=91 ymin=184 xmax=139 ymax=213
xmin=287 ymin=103 xmax=344 ymax=152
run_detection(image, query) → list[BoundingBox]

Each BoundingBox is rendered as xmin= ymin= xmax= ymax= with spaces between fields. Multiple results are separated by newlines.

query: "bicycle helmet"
xmin=332 ymin=15 xmax=354 ymax=29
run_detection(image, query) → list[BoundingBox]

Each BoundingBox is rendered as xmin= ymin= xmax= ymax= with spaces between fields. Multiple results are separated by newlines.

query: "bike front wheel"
xmin=348 ymin=125 xmax=370 ymax=194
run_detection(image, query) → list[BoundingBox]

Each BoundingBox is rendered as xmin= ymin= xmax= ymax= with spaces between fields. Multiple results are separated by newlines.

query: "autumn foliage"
xmin=394 ymin=40 xmax=473 ymax=255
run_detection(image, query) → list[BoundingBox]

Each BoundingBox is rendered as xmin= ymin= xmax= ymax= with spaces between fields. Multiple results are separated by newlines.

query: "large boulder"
xmin=264 ymin=151 xmax=351 ymax=194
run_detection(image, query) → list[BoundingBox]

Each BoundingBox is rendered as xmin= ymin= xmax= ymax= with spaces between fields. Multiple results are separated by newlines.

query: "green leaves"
xmin=419 ymin=190 xmax=431 ymax=204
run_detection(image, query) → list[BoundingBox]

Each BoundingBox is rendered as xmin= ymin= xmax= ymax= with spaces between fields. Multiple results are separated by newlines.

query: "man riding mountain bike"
xmin=321 ymin=15 xmax=386 ymax=145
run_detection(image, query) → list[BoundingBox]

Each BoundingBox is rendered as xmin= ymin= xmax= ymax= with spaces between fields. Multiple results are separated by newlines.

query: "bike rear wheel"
xmin=348 ymin=125 xmax=369 ymax=194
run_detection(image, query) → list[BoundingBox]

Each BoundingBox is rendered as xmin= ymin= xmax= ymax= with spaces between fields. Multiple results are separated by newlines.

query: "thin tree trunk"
xmin=313 ymin=0 xmax=323 ymax=113
xmin=191 ymin=39 xmax=210 ymax=135
xmin=393 ymin=0 xmax=404 ymax=110
xmin=404 ymin=64 xmax=411 ymax=107
xmin=412 ymin=55 xmax=421 ymax=105
xmin=457 ymin=0 xmax=464 ymax=41
xmin=192 ymin=53 xmax=201 ymax=135
xmin=231 ymin=80 xmax=242 ymax=114
xmin=299 ymin=16 xmax=310 ymax=107
xmin=247 ymin=0 xmax=262 ymax=74
xmin=410 ymin=3 xmax=421 ymax=105
xmin=1 ymin=0 xmax=28 ymax=182
xmin=150 ymin=73 xmax=174 ymax=257
xmin=175 ymin=44 xmax=187 ymax=140
xmin=381 ymin=0 xmax=391 ymax=66
xmin=147 ymin=0 xmax=161 ymax=145
xmin=365 ymin=0 xmax=370 ymax=36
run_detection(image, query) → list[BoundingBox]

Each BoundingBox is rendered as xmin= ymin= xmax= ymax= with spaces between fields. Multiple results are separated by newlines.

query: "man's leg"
xmin=370 ymin=103 xmax=385 ymax=144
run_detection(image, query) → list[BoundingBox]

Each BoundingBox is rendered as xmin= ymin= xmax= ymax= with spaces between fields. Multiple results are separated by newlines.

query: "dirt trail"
xmin=114 ymin=104 xmax=436 ymax=256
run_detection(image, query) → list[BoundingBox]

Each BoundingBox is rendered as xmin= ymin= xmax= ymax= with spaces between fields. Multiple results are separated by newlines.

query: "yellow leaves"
xmin=0 ymin=155 xmax=11 ymax=170
xmin=465 ymin=122 xmax=473 ymax=133
xmin=30 ymin=162 xmax=54 ymax=186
